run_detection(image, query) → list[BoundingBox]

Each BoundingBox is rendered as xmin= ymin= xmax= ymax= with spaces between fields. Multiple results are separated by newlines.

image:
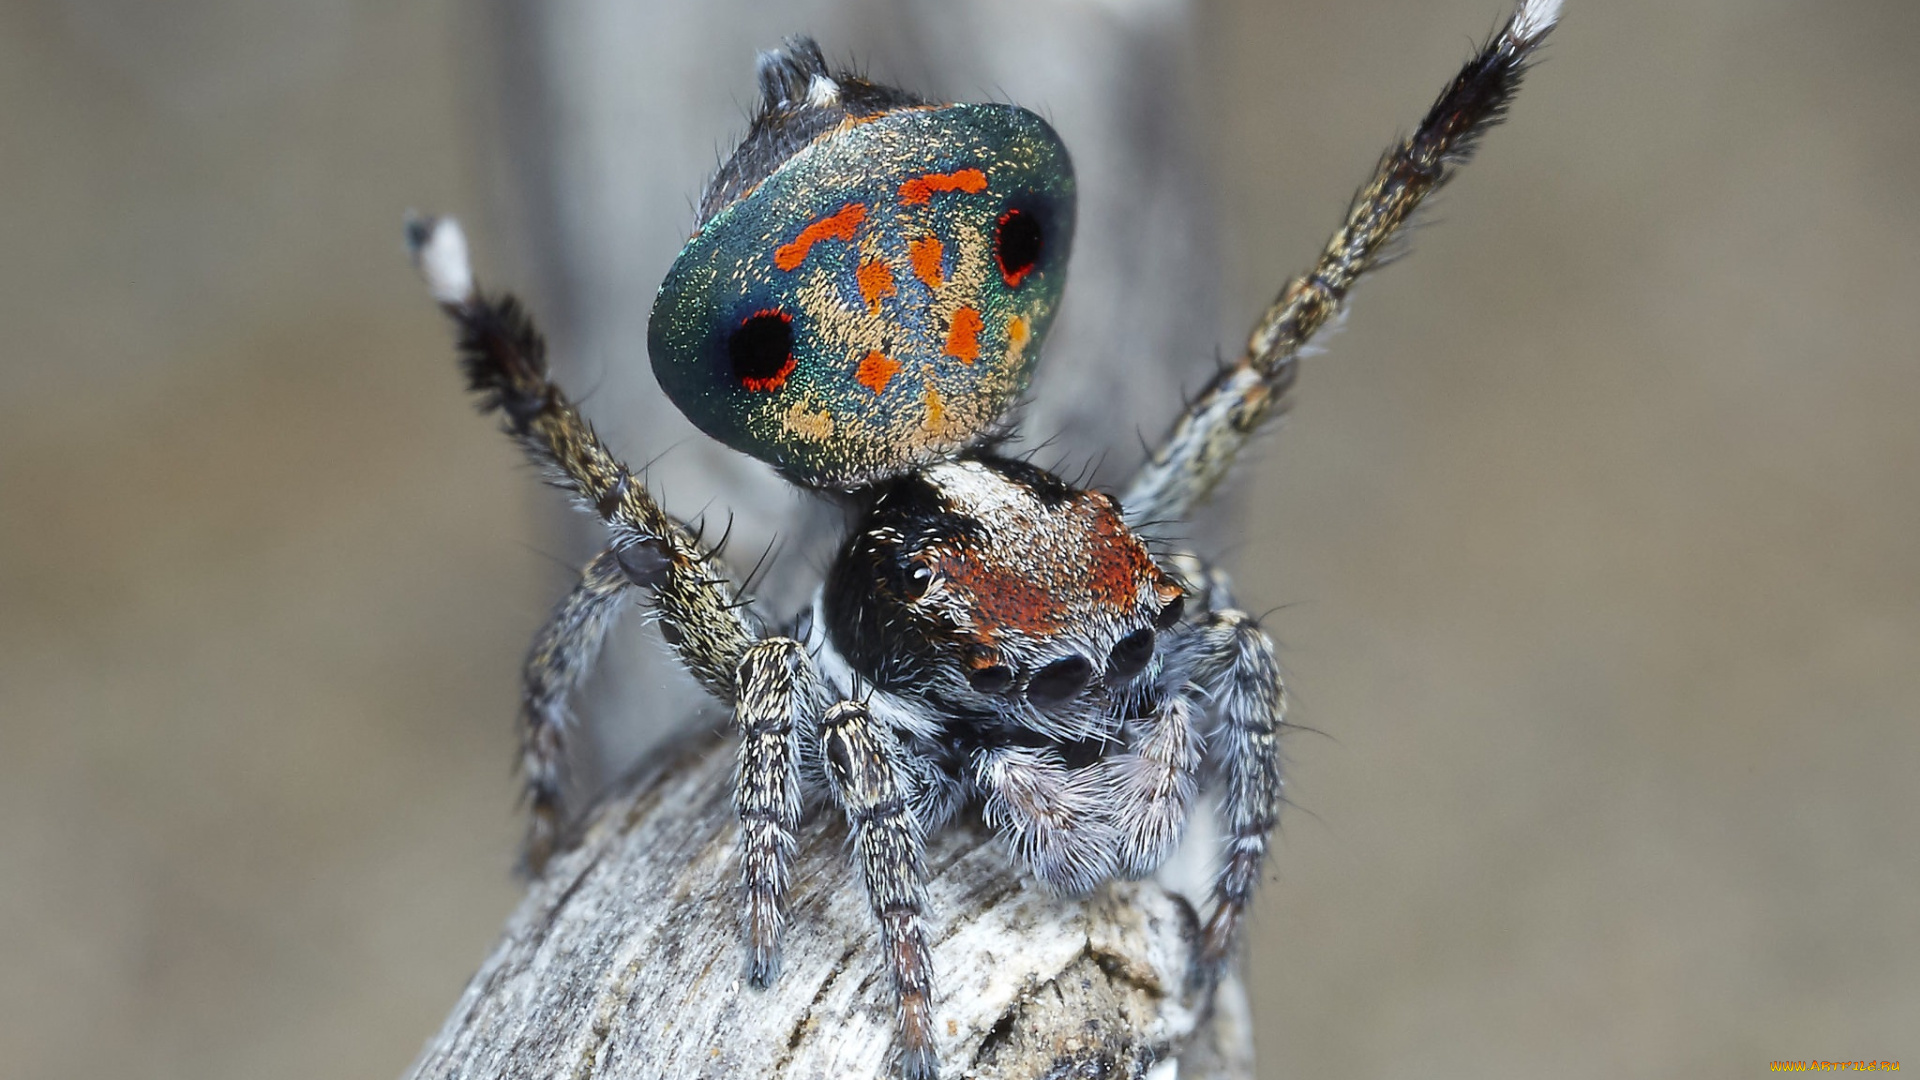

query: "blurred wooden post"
xmin=402 ymin=732 xmax=1255 ymax=1078
xmin=419 ymin=1 xmax=1243 ymax=1075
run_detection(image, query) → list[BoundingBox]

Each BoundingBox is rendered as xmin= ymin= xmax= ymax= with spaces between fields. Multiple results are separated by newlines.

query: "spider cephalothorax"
xmin=409 ymin=5 xmax=1558 ymax=1076
xmin=825 ymin=456 xmax=1180 ymax=729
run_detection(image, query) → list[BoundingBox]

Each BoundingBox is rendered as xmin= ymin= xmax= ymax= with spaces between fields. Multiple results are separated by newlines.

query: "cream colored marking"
xmin=781 ymin=398 xmax=835 ymax=441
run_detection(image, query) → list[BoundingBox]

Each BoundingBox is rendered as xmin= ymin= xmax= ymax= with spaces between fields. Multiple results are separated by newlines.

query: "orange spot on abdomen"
xmin=945 ymin=307 xmax=983 ymax=364
xmin=856 ymin=258 xmax=896 ymax=308
xmin=855 ymin=351 xmax=902 ymax=393
xmin=775 ymin=203 xmax=867 ymax=271
xmin=898 ymin=169 xmax=987 ymax=205
xmin=909 ymin=236 xmax=945 ymax=288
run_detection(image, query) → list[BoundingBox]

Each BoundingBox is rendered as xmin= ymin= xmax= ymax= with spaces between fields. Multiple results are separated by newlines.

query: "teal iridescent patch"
xmin=648 ymin=103 xmax=1075 ymax=489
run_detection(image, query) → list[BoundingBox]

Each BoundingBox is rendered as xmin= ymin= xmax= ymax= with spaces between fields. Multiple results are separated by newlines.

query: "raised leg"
xmin=1123 ymin=0 xmax=1561 ymax=526
xmin=731 ymin=638 xmax=812 ymax=986
xmin=1185 ymin=610 xmax=1286 ymax=969
xmin=818 ymin=702 xmax=937 ymax=1080
xmin=517 ymin=548 xmax=630 ymax=873
xmin=407 ymin=214 xmax=758 ymax=699
xmin=972 ymin=744 xmax=1119 ymax=895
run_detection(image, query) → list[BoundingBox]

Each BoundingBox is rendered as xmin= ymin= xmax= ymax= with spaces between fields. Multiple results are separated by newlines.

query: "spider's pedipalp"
xmin=973 ymin=744 xmax=1120 ymax=894
xmin=1109 ymin=689 xmax=1203 ymax=879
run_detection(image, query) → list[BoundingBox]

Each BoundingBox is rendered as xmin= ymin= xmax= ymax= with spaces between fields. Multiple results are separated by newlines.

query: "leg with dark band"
xmin=730 ymin=638 xmax=812 ymax=986
xmin=819 ymin=702 xmax=937 ymax=1080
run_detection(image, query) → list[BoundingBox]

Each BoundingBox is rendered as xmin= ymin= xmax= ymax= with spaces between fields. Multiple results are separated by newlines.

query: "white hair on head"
xmin=805 ymin=73 xmax=840 ymax=108
xmin=1510 ymin=0 xmax=1563 ymax=44
xmin=406 ymin=213 xmax=474 ymax=306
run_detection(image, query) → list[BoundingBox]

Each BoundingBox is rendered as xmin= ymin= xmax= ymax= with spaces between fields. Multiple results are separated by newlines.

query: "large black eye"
xmin=901 ymin=559 xmax=933 ymax=600
xmin=1154 ymin=594 xmax=1186 ymax=630
xmin=994 ymin=207 xmax=1043 ymax=287
xmin=1106 ymin=628 xmax=1155 ymax=683
xmin=968 ymin=665 xmax=1014 ymax=694
xmin=1026 ymin=654 xmax=1091 ymax=706
xmin=729 ymin=309 xmax=795 ymax=391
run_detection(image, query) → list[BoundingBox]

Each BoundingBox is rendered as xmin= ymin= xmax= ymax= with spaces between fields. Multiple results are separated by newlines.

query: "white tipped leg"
xmin=405 ymin=212 xmax=474 ymax=306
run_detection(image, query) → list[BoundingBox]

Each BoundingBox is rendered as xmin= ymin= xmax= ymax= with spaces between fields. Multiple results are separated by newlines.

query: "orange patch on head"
xmin=898 ymin=168 xmax=988 ymax=205
xmin=945 ymin=307 xmax=983 ymax=364
xmin=774 ymin=203 xmax=867 ymax=271
xmin=1083 ymin=499 xmax=1159 ymax=608
xmin=944 ymin=554 xmax=1065 ymax=637
xmin=856 ymin=258 xmax=896 ymax=308
xmin=854 ymin=350 xmax=901 ymax=394
xmin=908 ymin=236 xmax=945 ymax=288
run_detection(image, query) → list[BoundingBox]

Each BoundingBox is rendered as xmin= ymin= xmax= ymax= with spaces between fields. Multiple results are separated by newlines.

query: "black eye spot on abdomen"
xmin=994 ymin=207 xmax=1043 ymax=287
xmin=729 ymin=309 xmax=795 ymax=390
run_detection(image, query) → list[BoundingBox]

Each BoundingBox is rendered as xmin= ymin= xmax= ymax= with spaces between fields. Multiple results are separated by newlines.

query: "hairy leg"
xmin=1109 ymin=690 xmax=1202 ymax=879
xmin=819 ymin=702 xmax=938 ymax=1080
xmin=1123 ymin=0 xmax=1561 ymax=526
xmin=408 ymin=215 xmax=758 ymax=698
xmin=731 ymin=638 xmax=814 ymax=986
xmin=1184 ymin=609 xmax=1286 ymax=970
xmin=517 ymin=548 xmax=630 ymax=873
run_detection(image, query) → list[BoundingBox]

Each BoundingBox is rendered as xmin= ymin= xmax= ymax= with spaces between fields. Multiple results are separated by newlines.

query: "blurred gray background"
xmin=3 ymin=1 xmax=1915 ymax=1078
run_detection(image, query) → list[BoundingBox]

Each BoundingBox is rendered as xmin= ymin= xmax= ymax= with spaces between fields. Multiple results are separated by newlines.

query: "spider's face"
xmin=649 ymin=104 xmax=1075 ymax=489
xmin=825 ymin=458 xmax=1183 ymax=736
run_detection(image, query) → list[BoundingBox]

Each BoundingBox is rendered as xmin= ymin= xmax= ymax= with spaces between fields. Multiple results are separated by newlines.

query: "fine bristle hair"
xmin=1510 ymin=0 xmax=1564 ymax=45
xmin=697 ymin=38 xmax=928 ymax=226
xmin=755 ymin=36 xmax=830 ymax=110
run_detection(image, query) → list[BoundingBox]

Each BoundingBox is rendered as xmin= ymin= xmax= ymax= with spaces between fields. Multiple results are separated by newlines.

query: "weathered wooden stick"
xmin=402 ymin=728 xmax=1254 ymax=1079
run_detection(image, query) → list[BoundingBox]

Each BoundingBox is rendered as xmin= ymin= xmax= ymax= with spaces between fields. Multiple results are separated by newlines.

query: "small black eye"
xmin=1026 ymin=654 xmax=1092 ymax=706
xmin=1154 ymin=594 xmax=1186 ymax=630
xmin=994 ymin=207 xmax=1043 ymax=287
xmin=902 ymin=560 xmax=933 ymax=600
xmin=968 ymin=665 xmax=1014 ymax=694
xmin=1106 ymin=628 xmax=1155 ymax=683
xmin=729 ymin=309 xmax=795 ymax=390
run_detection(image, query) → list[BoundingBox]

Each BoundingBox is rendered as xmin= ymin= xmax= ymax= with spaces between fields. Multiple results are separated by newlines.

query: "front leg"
xmin=731 ymin=638 xmax=812 ymax=986
xmin=819 ymin=702 xmax=937 ymax=1080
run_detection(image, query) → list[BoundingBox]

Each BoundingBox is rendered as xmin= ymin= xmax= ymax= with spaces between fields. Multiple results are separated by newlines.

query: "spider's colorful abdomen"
xmin=649 ymin=103 xmax=1075 ymax=489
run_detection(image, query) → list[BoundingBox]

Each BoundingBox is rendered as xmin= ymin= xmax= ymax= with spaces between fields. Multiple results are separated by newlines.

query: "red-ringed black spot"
xmin=994 ymin=207 xmax=1043 ymax=287
xmin=730 ymin=309 xmax=795 ymax=391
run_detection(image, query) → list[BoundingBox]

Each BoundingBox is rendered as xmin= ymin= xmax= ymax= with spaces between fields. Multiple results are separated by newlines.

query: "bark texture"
xmin=404 ymin=729 xmax=1254 ymax=1080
